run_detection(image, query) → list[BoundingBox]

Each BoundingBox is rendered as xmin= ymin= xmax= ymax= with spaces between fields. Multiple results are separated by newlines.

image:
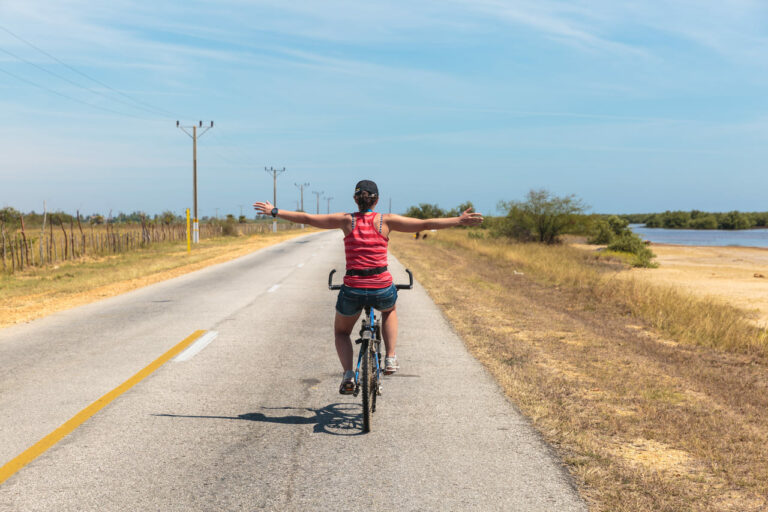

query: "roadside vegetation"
xmin=391 ymin=230 xmax=768 ymax=511
xmin=405 ymin=189 xmax=655 ymax=267
xmin=0 ymin=206 xmax=294 ymax=274
xmin=621 ymin=209 xmax=768 ymax=230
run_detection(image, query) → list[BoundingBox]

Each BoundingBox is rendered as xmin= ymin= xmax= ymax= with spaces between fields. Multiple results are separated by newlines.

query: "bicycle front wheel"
xmin=361 ymin=340 xmax=374 ymax=433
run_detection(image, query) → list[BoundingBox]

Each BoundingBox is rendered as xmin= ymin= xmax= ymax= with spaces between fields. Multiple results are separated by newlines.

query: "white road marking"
xmin=298 ymin=263 xmax=305 ymax=268
xmin=268 ymin=284 xmax=280 ymax=293
xmin=173 ymin=331 xmax=218 ymax=362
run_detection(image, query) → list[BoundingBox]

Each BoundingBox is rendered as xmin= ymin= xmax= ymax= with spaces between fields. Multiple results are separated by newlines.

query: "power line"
xmin=0 ymin=45 xmax=169 ymax=119
xmin=0 ymin=24 xmax=181 ymax=119
xmin=265 ymin=167 xmax=286 ymax=233
xmin=0 ymin=65 xmax=145 ymax=119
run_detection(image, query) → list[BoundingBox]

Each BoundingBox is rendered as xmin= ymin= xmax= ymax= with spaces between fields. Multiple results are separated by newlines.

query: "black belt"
xmin=345 ymin=266 xmax=388 ymax=277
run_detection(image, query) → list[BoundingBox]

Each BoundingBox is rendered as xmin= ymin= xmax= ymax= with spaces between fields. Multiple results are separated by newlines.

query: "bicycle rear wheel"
xmin=361 ymin=340 xmax=375 ymax=433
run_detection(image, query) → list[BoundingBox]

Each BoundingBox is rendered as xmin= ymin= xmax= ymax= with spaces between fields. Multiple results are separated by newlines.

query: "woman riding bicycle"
xmin=254 ymin=180 xmax=483 ymax=394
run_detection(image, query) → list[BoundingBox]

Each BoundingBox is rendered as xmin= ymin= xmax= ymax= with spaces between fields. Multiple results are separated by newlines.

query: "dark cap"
xmin=354 ymin=179 xmax=378 ymax=196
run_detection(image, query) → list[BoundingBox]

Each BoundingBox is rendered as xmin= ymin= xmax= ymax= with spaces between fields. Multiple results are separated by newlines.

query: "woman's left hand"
xmin=253 ymin=201 xmax=274 ymax=215
xmin=459 ymin=208 xmax=483 ymax=226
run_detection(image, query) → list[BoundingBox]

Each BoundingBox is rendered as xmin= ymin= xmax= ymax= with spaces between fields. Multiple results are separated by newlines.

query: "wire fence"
xmin=0 ymin=218 xmax=296 ymax=274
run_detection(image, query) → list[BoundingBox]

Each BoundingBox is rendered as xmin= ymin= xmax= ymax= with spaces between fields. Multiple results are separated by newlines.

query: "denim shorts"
xmin=335 ymin=284 xmax=398 ymax=316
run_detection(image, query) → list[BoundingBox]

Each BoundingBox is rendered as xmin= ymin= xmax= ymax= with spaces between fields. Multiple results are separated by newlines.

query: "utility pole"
xmin=177 ymin=120 xmax=214 ymax=244
xmin=312 ymin=190 xmax=323 ymax=214
xmin=214 ymin=207 xmax=219 ymax=220
xmin=326 ymin=196 xmax=334 ymax=214
xmin=294 ymin=182 xmax=309 ymax=229
xmin=265 ymin=166 xmax=286 ymax=233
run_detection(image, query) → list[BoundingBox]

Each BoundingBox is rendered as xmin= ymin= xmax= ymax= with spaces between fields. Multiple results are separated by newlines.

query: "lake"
xmin=629 ymin=224 xmax=768 ymax=248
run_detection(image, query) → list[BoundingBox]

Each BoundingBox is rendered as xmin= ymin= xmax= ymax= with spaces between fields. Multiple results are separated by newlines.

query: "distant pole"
xmin=265 ymin=167 xmax=286 ymax=233
xmin=177 ymin=120 xmax=214 ymax=244
xmin=295 ymin=182 xmax=309 ymax=229
xmin=326 ymin=196 xmax=334 ymax=214
xmin=214 ymin=207 xmax=219 ymax=219
xmin=186 ymin=209 xmax=191 ymax=253
xmin=312 ymin=191 xmax=323 ymax=214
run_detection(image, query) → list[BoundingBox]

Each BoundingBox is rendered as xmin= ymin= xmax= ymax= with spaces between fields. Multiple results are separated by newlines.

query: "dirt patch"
xmin=575 ymin=243 xmax=768 ymax=327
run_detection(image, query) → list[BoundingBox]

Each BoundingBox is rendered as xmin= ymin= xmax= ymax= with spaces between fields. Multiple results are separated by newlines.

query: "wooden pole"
xmin=40 ymin=201 xmax=46 ymax=265
xmin=59 ymin=220 xmax=68 ymax=260
xmin=0 ymin=221 xmax=6 ymax=272
xmin=77 ymin=211 xmax=85 ymax=256
xmin=19 ymin=214 xmax=30 ymax=267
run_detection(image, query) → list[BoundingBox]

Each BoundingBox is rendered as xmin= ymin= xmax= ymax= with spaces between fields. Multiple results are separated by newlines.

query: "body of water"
xmin=629 ymin=224 xmax=768 ymax=248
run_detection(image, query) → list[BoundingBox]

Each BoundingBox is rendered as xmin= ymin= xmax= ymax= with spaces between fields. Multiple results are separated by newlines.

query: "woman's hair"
xmin=354 ymin=191 xmax=377 ymax=212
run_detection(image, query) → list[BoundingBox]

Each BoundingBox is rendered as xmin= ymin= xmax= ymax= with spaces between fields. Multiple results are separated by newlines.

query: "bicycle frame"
xmin=353 ymin=306 xmax=381 ymax=398
xmin=328 ymin=268 xmax=413 ymax=432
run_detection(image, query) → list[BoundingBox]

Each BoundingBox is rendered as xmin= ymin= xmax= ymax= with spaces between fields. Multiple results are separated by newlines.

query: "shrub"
xmin=607 ymin=233 xmax=656 ymax=268
xmin=588 ymin=215 xmax=631 ymax=244
xmin=588 ymin=220 xmax=614 ymax=244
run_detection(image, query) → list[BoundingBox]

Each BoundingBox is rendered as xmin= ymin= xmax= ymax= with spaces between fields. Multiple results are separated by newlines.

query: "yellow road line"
xmin=0 ymin=329 xmax=207 ymax=485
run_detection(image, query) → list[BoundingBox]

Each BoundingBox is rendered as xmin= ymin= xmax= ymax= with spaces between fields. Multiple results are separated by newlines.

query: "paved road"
xmin=0 ymin=231 xmax=586 ymax=511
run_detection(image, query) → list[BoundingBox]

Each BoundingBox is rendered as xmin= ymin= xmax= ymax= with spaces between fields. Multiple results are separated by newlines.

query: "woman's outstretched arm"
xmin=386 ymin=208 xmax=483 ymax=233
xmin=253 ymin=200 xmax=348 ymax=229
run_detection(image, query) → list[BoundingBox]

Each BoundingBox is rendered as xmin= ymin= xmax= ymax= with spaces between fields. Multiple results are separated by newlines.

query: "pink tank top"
xmin=343 ymin=212 xmax=392 ymax=288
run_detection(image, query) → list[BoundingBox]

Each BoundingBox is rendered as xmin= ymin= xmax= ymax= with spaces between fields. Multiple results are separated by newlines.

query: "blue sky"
xmin=1 ymin=0 xmax=767 ymax=217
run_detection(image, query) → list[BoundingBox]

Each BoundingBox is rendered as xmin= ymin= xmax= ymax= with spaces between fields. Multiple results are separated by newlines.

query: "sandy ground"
xmin=577 ymin=243 xmax=768 ymax=327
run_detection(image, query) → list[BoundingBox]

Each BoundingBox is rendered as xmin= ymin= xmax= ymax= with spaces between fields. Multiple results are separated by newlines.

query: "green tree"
xmin=404 ymin=203 xmax=446 ymax=219
xmin=446 ymin=201 xmax=475 ymax=218
xmin=0 ymin=207 xmax=21 ymax=226
xmin=718 ymin=211 xmax=753 ymax=230
xmin=690 ymin=215 xmax=717 ymax=229
xmin=497 ymin=189 xmax=587 ymax=244
xmin=158 ymin=211 xmax=177 ymax=225
xmin=662 ymin=210 xmax=691 ymax=229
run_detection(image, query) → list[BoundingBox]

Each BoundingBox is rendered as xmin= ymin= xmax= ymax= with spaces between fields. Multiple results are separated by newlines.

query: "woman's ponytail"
xmin=355 ymin=191 xmax=377 ymax=212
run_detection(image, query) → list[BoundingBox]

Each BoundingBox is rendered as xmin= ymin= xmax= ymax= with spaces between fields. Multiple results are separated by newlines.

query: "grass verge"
xmin=0 ymin=228 xmax=314 ymax=329
xmin=391 ymin=230 xmax=768 ymax=511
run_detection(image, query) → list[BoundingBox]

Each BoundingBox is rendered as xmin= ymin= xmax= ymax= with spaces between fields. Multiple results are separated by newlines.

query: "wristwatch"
xmin=271 ymin=207 xmax=279 ymax=218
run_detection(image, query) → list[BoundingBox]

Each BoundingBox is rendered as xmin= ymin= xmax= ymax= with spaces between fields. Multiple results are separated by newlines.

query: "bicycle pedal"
xmin=354 ymin=338 xmax=363 ymax=345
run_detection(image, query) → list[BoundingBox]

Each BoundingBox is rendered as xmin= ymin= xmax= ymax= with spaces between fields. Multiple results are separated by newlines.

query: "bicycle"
xmin=328 ymin=268 xmax=413 ymax=433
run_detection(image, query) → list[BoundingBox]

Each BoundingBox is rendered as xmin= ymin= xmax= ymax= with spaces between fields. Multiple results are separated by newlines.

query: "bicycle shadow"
xmin=154 ymin=402 xmax=364 ymax=436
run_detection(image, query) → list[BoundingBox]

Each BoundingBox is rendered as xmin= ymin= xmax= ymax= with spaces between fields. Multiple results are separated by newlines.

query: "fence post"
xmin=1 ymin=221 xmax=6 ymax=272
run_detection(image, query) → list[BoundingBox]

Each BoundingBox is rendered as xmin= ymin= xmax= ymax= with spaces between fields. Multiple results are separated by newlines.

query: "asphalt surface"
xmin=0 ymin=230 xmax=586 ymax=511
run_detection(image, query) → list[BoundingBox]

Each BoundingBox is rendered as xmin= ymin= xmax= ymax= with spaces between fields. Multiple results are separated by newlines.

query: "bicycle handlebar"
xmin=328 ymin=269 xmax=413 ymax=290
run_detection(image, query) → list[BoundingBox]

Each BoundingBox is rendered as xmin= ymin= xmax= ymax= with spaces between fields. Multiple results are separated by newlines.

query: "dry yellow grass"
xmin=0 ymin=228 xmax=314 ymax=328
xmin=434 ymin=230 xmax=768 ymax=356
xmin=390 ymin=230 xmax=768 ymax=511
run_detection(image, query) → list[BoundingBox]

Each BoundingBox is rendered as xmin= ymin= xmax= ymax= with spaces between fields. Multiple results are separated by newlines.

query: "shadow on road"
xmin=154 ymin=403 xmax=364 ymax=436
